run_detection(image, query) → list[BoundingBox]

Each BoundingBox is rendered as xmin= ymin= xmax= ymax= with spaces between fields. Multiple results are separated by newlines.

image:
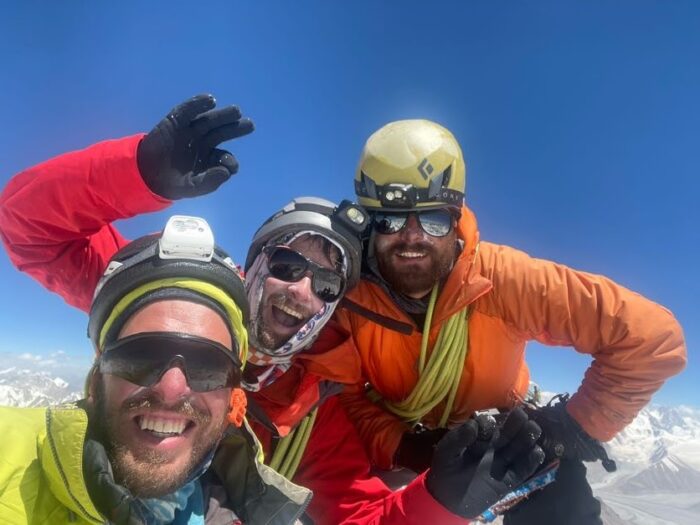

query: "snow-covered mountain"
xmin=490 ymin=401 xmax=700 ymax=524
xmin=587 ymin=404 xmax=700 ymax=524
xmin=0 ymin=367 xmax=81 ymax=407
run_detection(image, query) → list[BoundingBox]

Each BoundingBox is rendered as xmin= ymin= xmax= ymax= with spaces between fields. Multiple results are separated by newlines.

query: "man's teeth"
xmin=277 ymin=303 xmax=304 ymax=320
xmin=398 ymin=251 xmax=426 ymax=258
xmin=139 ymin=416 xmax=187 ymax=435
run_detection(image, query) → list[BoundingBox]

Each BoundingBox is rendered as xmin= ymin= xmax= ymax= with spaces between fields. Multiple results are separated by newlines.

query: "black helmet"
xmin=245 ymin=197 xmax=369 ymax=290
xmin=88 ymin=215 xmax=248 ymax=360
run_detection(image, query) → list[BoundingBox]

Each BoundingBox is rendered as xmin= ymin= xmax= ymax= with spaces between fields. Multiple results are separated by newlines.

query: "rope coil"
xmin=375 ymin=284 xmax=470 ymax=427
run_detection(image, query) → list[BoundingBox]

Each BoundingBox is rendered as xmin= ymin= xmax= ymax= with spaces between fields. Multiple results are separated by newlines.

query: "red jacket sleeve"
xmin=295 ymin=397 xmax=468 ymax=525
xmin=0 ymin=134 xmax=170 ymax=312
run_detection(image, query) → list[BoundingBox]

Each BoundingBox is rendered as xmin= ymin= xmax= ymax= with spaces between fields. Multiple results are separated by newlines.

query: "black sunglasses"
xmin=263 ymin=245 xmax=346 ymax=302
xmin=99 ymin=332 xmax=242 ymax=392
xmin=372 ymin=209 xmax=455 ymax=238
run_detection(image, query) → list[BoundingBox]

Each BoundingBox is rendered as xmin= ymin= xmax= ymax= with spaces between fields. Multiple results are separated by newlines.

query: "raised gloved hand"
xmin=395 ymin=426 xmax=449 ymax=473
xmin=426 ymin=408 xmax=545 ymax=519
xmin=524 ymin=394 xmax=617 ymax=472
xmin=137 ymin=93 xmax=254 ymax=199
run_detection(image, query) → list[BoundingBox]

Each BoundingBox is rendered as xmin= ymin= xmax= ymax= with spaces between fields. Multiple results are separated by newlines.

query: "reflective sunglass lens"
xmin=266 ymin=246 xmax=345 ymax=302
xmin=373 ymin=214 xmax=406 ymax=235
xmin=184 ymin=351 xmax=237 ymax=390
xmin=312 ymin=269 xmax=344 ymax=302
xmin=372 ymin=210 xmax=453 ymax=237
xmin=267 ymin=248 xmax=308 ymax=281
xmin=418 ymin=210 xmax=453 ymax=237
xmin=100 ymin=350 xmax=162 ymax=386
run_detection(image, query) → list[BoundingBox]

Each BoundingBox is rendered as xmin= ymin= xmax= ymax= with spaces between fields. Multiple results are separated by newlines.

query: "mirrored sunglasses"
xmin=263 ymin=245 xmax=346 ymax=303
xmin=372 ymin=209 xmax=455 ymax=238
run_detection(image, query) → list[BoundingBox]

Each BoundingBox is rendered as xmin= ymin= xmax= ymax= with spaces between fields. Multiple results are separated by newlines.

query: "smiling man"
xmin=0 ymin=216 xmax=311 ymax=524
xmin=90 ymin=299 xmax=234 ymax=499
xmin=337 ymin=119 xmax=687 ymax=524
xmin=253 ymin=237 xmax=341 ymax=351
xmin=239 ymin=199 xmax=364 ymax=398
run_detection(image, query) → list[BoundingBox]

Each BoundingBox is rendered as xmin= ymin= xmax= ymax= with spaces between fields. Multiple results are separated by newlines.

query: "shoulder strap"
xmin=339 ymin=298 xmax=414 ymax=335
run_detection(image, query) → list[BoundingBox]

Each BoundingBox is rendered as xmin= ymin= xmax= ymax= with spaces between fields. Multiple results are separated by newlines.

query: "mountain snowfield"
xmin=586 ymin=404 xmax=700 ymax=524
xmin=1 ymin=372 xmax=699 ymax=523
xmin=0 ymin=367 xmax=82 ymax=407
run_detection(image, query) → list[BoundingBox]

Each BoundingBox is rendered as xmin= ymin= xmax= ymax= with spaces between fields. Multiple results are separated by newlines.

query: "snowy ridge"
xmin=586 ymin=404 xmax=700 ymax=524
xmin=533 ymin=391 xmax=700 ymax=523
xmin=0 ymin=367 xmax=81 ymax=407
xmin=605 ymin=405 xmax=700 ymax=470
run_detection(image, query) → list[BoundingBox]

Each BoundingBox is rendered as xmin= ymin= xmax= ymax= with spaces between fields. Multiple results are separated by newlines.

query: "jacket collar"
xmin=41 ymin=404 xmax=103 ymax=523
xmin=291 ymin=319 xmax=361 ymax=384
xmin=430 ymin=205 xmax=492 ymax=325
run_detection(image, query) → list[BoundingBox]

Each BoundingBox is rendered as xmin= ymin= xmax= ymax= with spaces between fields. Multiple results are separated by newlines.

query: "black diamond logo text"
xmin=417 ymin=158 xmax=434 ymax=180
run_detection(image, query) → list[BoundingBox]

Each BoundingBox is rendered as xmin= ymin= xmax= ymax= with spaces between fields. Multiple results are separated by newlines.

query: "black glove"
xmin=394 ymin=426 xmax=449 ymax=473
xmin=426 ymin=408 xmax=545 ymax=519
xmin=136 ymin=93 xmax=254 ymax=199
xmin=524 ymin=394 xmax=617 ymax=472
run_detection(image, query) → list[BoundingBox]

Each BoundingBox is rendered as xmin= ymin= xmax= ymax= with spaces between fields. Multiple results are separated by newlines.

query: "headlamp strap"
xmin=355 ymin=179 xmax=463 ymax=208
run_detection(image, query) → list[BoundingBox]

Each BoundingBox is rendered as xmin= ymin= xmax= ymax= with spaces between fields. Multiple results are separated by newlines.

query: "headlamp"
xmin=332 ymin=200 xmax=370 ymax=235
xmin=159 ymin=215 xmax=215 ymax=262
xmin=377 ymin=183 xmax=417 ymax=208
xmin=378 ymin=183 xmax=418 ymax=208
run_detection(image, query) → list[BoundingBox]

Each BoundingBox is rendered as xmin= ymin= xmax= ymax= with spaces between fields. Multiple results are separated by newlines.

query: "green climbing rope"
xmin=380 ymin=284 xmax=470 ymax=426
xmin=268 ymin=407 xmax=319 ymax=479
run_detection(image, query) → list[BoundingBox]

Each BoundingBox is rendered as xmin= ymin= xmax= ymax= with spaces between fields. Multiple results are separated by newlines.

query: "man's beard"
xmin=92 ymin=378 xmax=226 ymax=498
xmin=254 ymin=292 xmax=313 ymax=350
xmin=256 ymin=320 xmax=282 ymax=350
xmin=375 ymin=240 xmax=455 ymax=297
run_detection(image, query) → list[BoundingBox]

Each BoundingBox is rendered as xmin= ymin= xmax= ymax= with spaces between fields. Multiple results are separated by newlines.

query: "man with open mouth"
xmin=0 ymin=215 xmax=312 ymax=524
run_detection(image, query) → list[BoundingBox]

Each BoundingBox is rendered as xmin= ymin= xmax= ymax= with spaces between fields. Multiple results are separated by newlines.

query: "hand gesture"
xmin=426 ymin=408 xmax=545 ymax=519
xmin=136 ymin=93 xmax=254 ymax=199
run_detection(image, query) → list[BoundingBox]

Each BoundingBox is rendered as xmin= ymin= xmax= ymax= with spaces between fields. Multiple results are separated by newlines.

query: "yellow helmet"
xmin=355 ymin=119 xmax=466 ymax=211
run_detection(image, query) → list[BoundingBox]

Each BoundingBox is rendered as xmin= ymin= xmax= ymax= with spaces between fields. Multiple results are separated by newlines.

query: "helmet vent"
xmin=442 ymin=165 xmax=452 ymax=187
xmin=359 ymin=171 xmax=378 ymax=199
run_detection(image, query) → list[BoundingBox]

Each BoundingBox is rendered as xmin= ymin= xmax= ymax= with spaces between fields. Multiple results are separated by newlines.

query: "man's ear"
xmin=85 ymin=364 xmax=99 ymax=407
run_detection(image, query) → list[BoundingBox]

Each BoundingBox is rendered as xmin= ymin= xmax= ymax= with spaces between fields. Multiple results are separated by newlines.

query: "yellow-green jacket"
xmin=0 ymin=404 xmax=311 ymax=524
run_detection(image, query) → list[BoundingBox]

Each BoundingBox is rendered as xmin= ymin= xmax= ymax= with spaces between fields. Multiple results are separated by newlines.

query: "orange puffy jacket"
xmin=337 ymin=206 xmax=687 ymax=469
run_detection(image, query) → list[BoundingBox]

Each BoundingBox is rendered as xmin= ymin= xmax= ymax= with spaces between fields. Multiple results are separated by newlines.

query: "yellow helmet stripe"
xmin=97 ymin=277 xmax=248 ymax=364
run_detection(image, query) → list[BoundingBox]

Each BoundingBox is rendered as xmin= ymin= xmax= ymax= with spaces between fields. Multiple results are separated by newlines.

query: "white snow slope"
xmin=0 ymin=367 xmax=81 ymax=407
xmin=587 ymin=404 xmax=700 ymax=524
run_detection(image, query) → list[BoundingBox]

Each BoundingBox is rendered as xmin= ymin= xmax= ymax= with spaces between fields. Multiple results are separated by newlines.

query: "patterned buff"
xmin=137 ymin=449 xmax=215 ymax=524
xmin=244 ymin=231 xmax=346 ymax=392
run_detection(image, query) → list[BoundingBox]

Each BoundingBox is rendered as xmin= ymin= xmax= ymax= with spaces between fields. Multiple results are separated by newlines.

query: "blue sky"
xmin=0 ymin=1 xmax=697 ymax=405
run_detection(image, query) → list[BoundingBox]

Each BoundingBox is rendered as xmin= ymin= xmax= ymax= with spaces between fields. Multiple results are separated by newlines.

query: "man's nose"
xmin=399 ymin=214 xmax=425 ymax=241
xmin=287 ymin=274 xmax=314 ymax=303
xmin=150 ymin=364 xmax=192 ymax=403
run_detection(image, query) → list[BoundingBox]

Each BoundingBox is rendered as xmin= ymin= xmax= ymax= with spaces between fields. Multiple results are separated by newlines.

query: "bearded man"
xmin=337 ymin=119 xmax=687 ymax=524
xmin=0 ymin=216 xmax=311 ymax=524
